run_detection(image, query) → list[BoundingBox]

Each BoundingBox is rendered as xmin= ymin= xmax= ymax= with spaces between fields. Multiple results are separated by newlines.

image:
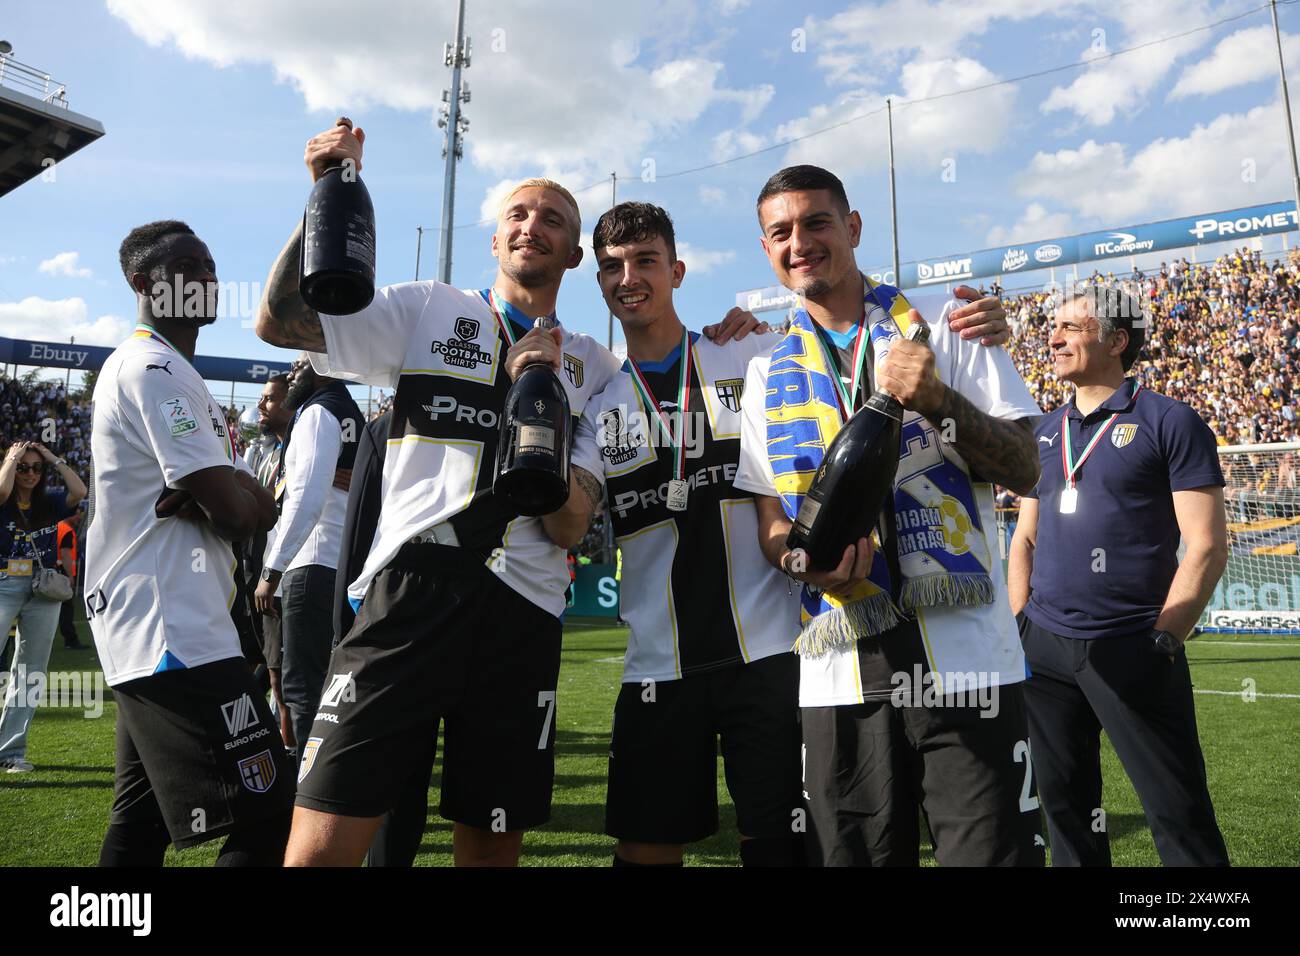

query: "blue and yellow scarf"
xmin=765 ymin=278 xmax=994 ymax=657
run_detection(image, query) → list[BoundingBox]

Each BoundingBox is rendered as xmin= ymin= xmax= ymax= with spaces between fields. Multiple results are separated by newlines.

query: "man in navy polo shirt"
xmin=1008 ymin=283 xmax=1230 ymax=867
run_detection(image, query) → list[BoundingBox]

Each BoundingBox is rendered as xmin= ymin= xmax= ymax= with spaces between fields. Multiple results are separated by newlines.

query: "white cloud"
xmin=806 ymin=0 xmax=1075 ymax=82
xmin=715 ymin=0 xmax=750 ymax=14
xmin=1013 ymin=100 xmax=1296 ymax=223
xmin=697 ymin=185 xmax=728 ymax=207
xmin=0 ymin=297 xmax=129 ymax=345
xmin=106 ymin=1 xmax=774 ymax=185
xmin=1169 ymin=26 xmax=1300 ymax=100
xmin=711 ymin=128 xmax=766 ymax=162
xmin=38 ymin=252 xmax=92 ymax=279
xmin=986 ymin=202 xmax=1078 ymax=246
xmin=777 ymin=57 xmax=1016 ymax=176
xmin=676 ymin=242 xmax=736 ymax=274
xmin=1040 ymin=0 xmax=1214 ymax=126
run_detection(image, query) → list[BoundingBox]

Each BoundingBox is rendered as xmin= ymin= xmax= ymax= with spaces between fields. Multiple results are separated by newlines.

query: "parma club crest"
xmin=1111 ymin=423 xmax=1139 ymax=448
xmin=715 ymin=378 xmax=744 ymax=413
xmin=238 ymin=749 xmax=277 ymax=793
xmin=563 ymin=353 xmax=584 ymax=388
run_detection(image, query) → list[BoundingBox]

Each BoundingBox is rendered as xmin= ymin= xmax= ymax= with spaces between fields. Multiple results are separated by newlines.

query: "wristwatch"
xmin=1150 ymin=629 xmax=1181 ymax=658
xmin=261 ymin=568 xmax=278 ymax=583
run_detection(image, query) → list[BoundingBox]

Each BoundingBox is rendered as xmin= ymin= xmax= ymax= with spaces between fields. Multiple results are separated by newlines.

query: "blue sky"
xmin=3 ymin=0 xmax=1300 ymax=401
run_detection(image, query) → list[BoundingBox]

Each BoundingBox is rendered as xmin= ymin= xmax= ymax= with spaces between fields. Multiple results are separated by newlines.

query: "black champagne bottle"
xmin=495 ymin=317 xmax=572 ymax=516
xmin=300 ymin=116 xmax=376 ymax=316
xmin=786 ymin=322 xmax=930 ymax=570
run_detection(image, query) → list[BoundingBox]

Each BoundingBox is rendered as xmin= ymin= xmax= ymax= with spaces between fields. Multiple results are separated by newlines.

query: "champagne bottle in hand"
xmin=301 ymin=116 xmax=376 ymax=315
xmin=494 ymin=317 xmax=572 ymax=516
xmin=787 ymin=322 xmax=930 ymax=571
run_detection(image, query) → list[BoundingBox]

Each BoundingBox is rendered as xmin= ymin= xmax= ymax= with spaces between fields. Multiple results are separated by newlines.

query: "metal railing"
xmin=0 ymin=53 xmax=69 ymax=108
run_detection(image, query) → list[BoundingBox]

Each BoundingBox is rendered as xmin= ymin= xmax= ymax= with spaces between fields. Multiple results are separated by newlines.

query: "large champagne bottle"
xmin=786 ymin=322 xmax=930 ymax=570
xmin=494 ymin=317 xmax=572 ymax=516
xmin=300 ymin=116 xmax=376 ymax=316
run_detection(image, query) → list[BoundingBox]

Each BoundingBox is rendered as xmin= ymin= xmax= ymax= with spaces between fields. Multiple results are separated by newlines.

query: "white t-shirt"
xmin=85 ymin=329 xmax=248 ymax=686
xmin=734 ymin=291 xmax=1042 ymax=707
xmin=308 ymin=281 xmax=620 ymax=617
xmin=572 ymin=329 xmax=798 ymax=683
xmin=263 ymin=403 xmax=347 ymax=573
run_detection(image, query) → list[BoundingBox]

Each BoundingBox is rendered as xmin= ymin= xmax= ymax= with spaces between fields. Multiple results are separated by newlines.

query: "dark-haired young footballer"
xmin=578 ymin=202 xmax=1015 ymax=867
xmin=735 ymin=166 xmax=1046 ymax=866
xmin=255 ymin=123 xmax=760 ymax=867
xmin=577 ymin=203 xmax=799 ymax=867
xmin=89 ymin=221 xmax=290 ymax=867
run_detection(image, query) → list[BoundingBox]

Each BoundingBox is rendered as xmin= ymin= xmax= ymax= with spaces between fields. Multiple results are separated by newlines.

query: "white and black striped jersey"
xmin=309 ymin=281 xmax=620 ymax=618
xmin=574 ymin=329 xmax=799 ymax=683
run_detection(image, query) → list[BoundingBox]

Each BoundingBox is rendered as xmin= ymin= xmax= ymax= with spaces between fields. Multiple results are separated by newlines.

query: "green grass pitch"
xmin=1 ymin=618 xmax=1296 ymax=866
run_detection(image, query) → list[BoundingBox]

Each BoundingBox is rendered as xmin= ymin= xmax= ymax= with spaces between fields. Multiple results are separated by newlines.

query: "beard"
xmin=501 ymin=246 xmax=567 ymax=289
xmin=285 ymin=375 xmax=315 ymax=411
xmin=792 ymin=276 xmax=833 ymax=299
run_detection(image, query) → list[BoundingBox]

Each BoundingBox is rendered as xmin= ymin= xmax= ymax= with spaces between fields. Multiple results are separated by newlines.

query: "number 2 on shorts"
xmin=1013 ymin=739 xmax=1041 ymax=813
xmin=537 ymin=690 xmax=556 ymax=750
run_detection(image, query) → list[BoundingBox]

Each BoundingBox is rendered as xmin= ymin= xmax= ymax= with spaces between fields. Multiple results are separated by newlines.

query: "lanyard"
xmin=487 ymin=289 xmax=519 ymax=347
xmin=487 ymin=289 xmax=554 ymax=347
xmin=1061 ymin=383 xmax=1142 ymax=489
xmin=133 ymin=323 xmax=235 ymax=462
xmin=133 ymin=323 xmax=192 ymax=369
xmin=809 ymin=313 xmax=870 ymax=419
xmin=626 ymin=329 xmax=694 ymax=481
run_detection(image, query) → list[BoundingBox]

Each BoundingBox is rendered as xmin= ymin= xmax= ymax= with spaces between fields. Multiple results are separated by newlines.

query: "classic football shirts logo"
xmin=431 ymin=316 xmax=493 ymax=368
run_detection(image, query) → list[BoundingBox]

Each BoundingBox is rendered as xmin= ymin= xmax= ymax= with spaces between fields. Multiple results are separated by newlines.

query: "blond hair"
xmin=497 ymin=178 xmax=581 ymax=243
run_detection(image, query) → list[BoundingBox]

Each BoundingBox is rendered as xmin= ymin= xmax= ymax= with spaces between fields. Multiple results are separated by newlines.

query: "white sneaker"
xmin=2 ymin=758 xmax=34 ymax=773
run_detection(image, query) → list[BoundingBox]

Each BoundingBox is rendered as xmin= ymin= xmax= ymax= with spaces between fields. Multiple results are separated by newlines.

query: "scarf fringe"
xmin=794 ymin=591 xmax=902 ymax=659
xmin=900 ymin=573 xmax=995 ymax=611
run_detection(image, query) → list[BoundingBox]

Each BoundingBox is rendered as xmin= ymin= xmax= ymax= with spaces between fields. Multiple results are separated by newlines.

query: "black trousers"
xmin=802 ymin=682 xmax=1045 ymax=867
xmin=1020 ymin=616 xmax=1229 ymax=867
xmin=281 ymin=565 xmax=338 ymax=763
xmin=59 ymin=597 xmax=79 ymax=644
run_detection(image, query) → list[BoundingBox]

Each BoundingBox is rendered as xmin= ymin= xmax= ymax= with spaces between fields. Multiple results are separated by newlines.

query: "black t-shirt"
xmin=1 ymin=490 xmax=73 ymax=575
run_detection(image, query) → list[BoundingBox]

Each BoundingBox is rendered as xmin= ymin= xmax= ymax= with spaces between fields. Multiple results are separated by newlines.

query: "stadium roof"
xmin=0 ymin=54 xmax=104 ymax=198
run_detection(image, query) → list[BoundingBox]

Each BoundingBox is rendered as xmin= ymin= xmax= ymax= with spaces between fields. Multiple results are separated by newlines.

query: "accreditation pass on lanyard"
xmin=627 ymin=329 xmax=694 ymax=512
xmin=1059 ymin=384 xmax=1141 ymax=515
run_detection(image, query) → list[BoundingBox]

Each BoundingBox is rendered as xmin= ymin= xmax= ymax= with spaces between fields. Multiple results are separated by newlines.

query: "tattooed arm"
xmin=541 ymin=465 xmax=603 ymax=550
xmin=254 ymin=222 xmax=326 ymax=352
xmin=876 ymin=320 xmax=1041 ymax=495
xmin=930 ymin=387 xmax=1041 ymax=495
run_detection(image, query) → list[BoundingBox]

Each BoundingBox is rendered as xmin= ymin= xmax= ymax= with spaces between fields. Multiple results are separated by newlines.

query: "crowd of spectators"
xmin=1006 ymin=247 xmax=1300 ymax=446
xmin=992 ymin=247 xmax=1300 ymax=528
xmin=0 ymin=378 xmax=92 ymax=492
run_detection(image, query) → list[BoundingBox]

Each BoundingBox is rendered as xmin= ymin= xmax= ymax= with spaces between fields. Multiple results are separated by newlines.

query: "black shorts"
xmin=605 ymin=651 xmax=802 ymax=845
xmin=802 ymin=660 xmax=1045 ymax=867
xmin=110 ymin=657 xmax=296 ymax=850
xmin=295 ymin=543 xmax=562 ymax=831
